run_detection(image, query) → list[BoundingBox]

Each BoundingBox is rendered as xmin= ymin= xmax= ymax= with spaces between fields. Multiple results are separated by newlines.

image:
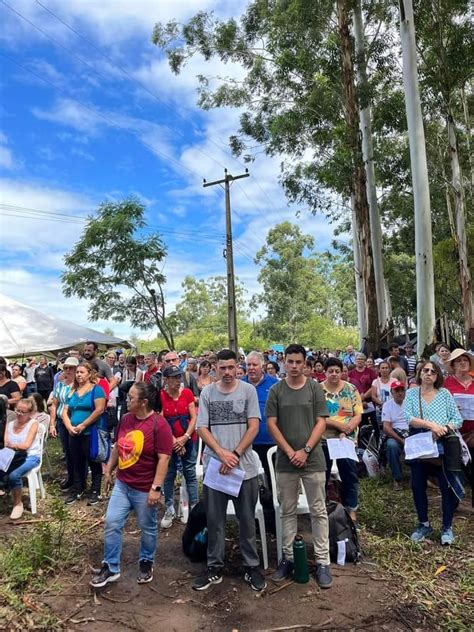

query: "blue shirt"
xmin=66 ymin=385 xmax=105 ymax=435
xmin=243 ymin=373 xmax=279 ymax=444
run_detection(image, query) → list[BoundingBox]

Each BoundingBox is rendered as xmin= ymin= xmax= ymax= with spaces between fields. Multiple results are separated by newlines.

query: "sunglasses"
xmin=421 ymin=368 xmax=437 ymax=375
xmin=165 ymin=358 xmax=178 ymax=363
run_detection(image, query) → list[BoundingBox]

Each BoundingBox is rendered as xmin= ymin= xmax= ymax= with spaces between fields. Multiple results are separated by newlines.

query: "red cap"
xmin=391 ymin=380 xmax=406 ymax=390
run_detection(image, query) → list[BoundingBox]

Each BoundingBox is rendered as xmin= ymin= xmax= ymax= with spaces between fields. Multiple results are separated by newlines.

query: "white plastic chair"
xmin=226 ymin=450 xmax=268 ymax=569
xmin=266 ymin=445 xmax=310 ymax=563
xmin=196 ymin=437 xmax=204 ymax=481
xmin=25 ymin=424 xmax=46 ymax=514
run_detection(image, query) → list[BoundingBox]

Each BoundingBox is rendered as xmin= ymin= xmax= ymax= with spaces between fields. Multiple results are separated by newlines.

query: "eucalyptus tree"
xmin=398 ymin=0 xmax=436 ymax=356
xmin=152 ymin=0 xmax=383 ymax=351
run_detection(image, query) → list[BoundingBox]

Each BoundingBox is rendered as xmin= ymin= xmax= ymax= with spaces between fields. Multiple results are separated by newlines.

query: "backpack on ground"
xmin=327 ymin=501 xmax=361 ymax=564
xmin=182 ymin=501 xmax=208 ymax=563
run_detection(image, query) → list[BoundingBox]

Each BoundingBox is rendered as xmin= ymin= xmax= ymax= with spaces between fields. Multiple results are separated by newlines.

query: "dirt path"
xmin=39 ymin=512 xmax=410 ymax=632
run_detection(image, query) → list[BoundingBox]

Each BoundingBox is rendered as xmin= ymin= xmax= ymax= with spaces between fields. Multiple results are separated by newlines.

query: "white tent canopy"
xmin=0 ymin=293 xmax=132 ymax=358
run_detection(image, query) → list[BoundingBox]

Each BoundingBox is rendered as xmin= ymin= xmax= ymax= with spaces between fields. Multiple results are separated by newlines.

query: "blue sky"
xmin=0 ymin=0 xmax=338 ymax=340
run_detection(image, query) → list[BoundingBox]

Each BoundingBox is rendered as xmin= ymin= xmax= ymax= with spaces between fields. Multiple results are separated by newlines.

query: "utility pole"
xmin=203 ymin=168 xmax=249 ymax=354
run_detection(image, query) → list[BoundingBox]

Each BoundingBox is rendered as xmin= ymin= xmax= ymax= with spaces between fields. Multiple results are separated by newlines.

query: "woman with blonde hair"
xmin=62 ymin=362 xmax=105 ymax=506
xmin=1 ymin=397 xmax=41 ymax=519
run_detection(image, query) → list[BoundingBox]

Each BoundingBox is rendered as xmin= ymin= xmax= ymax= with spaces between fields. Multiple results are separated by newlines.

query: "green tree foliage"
xmin=62 ymin=198 xmax=175 ymax=349
xmin=252 ymin=221 xmax=357 ymax=341
xmin=171 ymin=275 xmax=248 ymax=335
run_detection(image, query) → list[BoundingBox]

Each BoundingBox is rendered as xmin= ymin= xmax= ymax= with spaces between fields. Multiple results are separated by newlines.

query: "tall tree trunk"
xmin=351 ymin=195 xmax=368 ymax=348
xmin=353 ymin=0 xmax=389 ymax=338
xmin=447 ymin=112 xmax=473 ymax=346
xmin=399 ymin=0 xmax=436 ymax=357
xmin=460 ymin=85 xmax=473 ymax=193
xmin=337 ymin=0 xmax=379 ymax=354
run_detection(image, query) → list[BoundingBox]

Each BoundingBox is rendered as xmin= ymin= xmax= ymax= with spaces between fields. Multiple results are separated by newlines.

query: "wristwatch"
xmin=150 ymin=485 xmax=162 ymax=493
xmin=303 ymin=445 xmax=312 ymax=454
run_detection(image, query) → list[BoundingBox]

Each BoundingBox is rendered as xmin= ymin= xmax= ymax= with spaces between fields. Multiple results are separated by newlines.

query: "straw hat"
xmin=444 ymin=348 xmax=474 ymax=372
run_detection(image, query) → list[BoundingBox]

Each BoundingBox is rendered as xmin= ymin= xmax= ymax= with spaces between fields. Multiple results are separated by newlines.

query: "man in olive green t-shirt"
xmin=266 ymin=344 xmax=332 ymax=589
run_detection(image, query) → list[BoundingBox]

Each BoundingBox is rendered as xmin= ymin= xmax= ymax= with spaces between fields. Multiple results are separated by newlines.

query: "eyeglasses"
xmin=421 ymin=368 xmax=437 ymax=375
xmin=165 ymin=358 xmax=178 ymax=363
xmin=16 ymin=410 xmax=28 ymax=415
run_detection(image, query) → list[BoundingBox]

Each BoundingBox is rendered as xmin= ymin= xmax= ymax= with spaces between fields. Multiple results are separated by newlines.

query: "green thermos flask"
xmin=293 ymin=535 xmax=309 ymax=583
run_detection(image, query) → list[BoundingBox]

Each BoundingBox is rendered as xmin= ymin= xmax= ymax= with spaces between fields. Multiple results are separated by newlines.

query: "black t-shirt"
xmin=0 ymin=380 xmax=21 ymax=402
xmin=34 ymin=366 xmax=54 ymax=390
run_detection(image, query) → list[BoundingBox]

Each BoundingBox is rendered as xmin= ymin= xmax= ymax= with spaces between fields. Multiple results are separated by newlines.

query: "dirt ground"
xmin=32 ymin=507 xmax=414 ymax=632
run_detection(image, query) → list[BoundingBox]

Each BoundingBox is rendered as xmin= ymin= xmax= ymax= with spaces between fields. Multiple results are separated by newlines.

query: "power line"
xmin=1 ymin=0 xmax=236 ymax=179
xmin=0 ymin=50 xmax=199 ymax=179
xmin=32 ymin=0 xmax=286 ymax=214
xmin=35 ymin=0 xmax=248 ymax=174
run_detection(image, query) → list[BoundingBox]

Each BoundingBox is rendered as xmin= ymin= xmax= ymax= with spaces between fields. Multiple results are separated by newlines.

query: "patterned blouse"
xmin=403 ymin=387 xmax=463 ymax=429
xmin=321 ymin=380 xmax=363 ymax=441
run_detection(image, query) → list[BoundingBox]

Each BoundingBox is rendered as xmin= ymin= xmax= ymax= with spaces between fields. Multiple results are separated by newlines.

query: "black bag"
xmin=182 ymin=501 xmax=207 ymax=563
xmin=327 ymin=501 xmax=361 ymax=564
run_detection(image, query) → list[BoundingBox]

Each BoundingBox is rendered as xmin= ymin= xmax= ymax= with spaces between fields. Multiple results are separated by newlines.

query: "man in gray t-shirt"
xmin=194 ymin=349 xmax=266 ymax=593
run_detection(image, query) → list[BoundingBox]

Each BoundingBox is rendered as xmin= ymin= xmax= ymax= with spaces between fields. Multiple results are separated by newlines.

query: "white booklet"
xmin=327 ymin=438 xmax=359 ymax=461
xmin=0 ymin=447 xmax=15 ymax=472
xmin=404 ymin=433 xmax=439 ymax=460
xmin=203 ymin=456 xmax=245 ymax=497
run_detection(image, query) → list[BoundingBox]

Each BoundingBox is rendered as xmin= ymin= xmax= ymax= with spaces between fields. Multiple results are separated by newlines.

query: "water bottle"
xmin=179 ymin=482 xmax=189 ymax=524
xmin=293 ymin=535 xmax=309 ymax=583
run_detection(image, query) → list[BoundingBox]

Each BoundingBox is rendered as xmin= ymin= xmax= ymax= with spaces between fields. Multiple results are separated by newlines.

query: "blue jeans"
xmin=323 ymin=443 xmax=359 ymax=511
xmin=103 ymin=479 xmax=158 ymax=573
xmin=7 ymin=455 xmax=40 ymax=489
xmin=386 ymin=438 xmax=403 ymax=481
xmin=409 ymin=460 xmax=457 ymax=530
xmin=26 ymin=383 xmax=37 ymax=396
xmin=163 ymin=441 xmax=198 ymax=511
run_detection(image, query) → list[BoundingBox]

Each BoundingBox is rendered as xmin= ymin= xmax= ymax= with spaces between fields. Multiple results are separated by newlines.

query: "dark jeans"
xmin=58 ymin=421 xmax=74 ymax=485
xmin=68 ymin=433 xmax=102 ymax=495
xmin=38 ymin=389 xmax=52 ymax=404
xmin=26 ymin=383 xmax=37 ymax=396
xmin=203 ymin=476 xmax=260 ymax=569
xmin=253 ymin=443 xmax=274 ymax=490
xmin=322 ymin=443 xmax=359 ymax=512
xmin=409 ymin=460 xmax=457 ymax=530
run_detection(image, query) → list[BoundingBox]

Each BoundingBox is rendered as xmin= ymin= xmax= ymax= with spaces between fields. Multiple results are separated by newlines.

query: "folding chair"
xmin=25 ymin=424 xmax=46 ymax=514
xmin=266 ymin=445 xmax=310 ymax=563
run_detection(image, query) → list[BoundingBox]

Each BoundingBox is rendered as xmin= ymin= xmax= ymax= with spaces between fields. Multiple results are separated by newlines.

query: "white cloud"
xmin=0 ymin=132 xmax=20 ymax=170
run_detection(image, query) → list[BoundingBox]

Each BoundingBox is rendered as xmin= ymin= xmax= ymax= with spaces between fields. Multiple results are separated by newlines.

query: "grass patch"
xmin=359 ymin=475 xmax=474 ymax=630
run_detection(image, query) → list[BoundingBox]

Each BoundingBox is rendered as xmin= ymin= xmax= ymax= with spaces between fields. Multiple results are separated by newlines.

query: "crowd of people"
xmin=0 ymin=340 xmax=472 ymax=592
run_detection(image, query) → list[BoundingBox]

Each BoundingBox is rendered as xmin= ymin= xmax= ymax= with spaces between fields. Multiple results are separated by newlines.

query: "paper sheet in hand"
xmin=0 ymin=447 xmax=15 ymax=472
xmin=203 ymin=457 xmax=245 ymax=497
xmin=404 ymin=433 xmax=439 ymax=460
xmin=327 ymin=438 xmax=358 ymax=461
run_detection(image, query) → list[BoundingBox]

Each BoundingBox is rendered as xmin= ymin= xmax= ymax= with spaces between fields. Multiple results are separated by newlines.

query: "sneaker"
xmin=410 ymin=523 xmax=434 ymax=543
xmin=192 ymin=567 xmax=223 ymax=591
xmin=10 ymin=503 xmax=24 ymax=520
xmin=440 ymin=528 xmax=454 ymax=546
xmin=244 ymin=566 xmax=267 ymax=591
xmin=87 ymin=491 xmax=101 ymax=506
xmin=65 ymin=492 xmax=83 ymax=505
xmin=137 ymin=559 xmax=154 ymax=584
xmin=315 ymin=564 xmax=333 ymax=589
xmin=160 ymin=509 xmax=175 ymax=529
xmin=393 ymin=480 xmax=402 ymax=491
xmin=90 ymin=563 xmax=120 ymax=588
xmin=59 ymin=479 xmax=73 ymax=491
xmin=271 ymin=558 xmax=294 ymax=582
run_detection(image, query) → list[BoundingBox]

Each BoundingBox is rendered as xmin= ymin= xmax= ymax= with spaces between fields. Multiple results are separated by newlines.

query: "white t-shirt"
xmin=372 ymin=377 xmax=396 ymax=405
xmin=381 ymin=399 xmax=408 ymax=431
xmin=7 ymin=418 xmax=41 ymax=457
